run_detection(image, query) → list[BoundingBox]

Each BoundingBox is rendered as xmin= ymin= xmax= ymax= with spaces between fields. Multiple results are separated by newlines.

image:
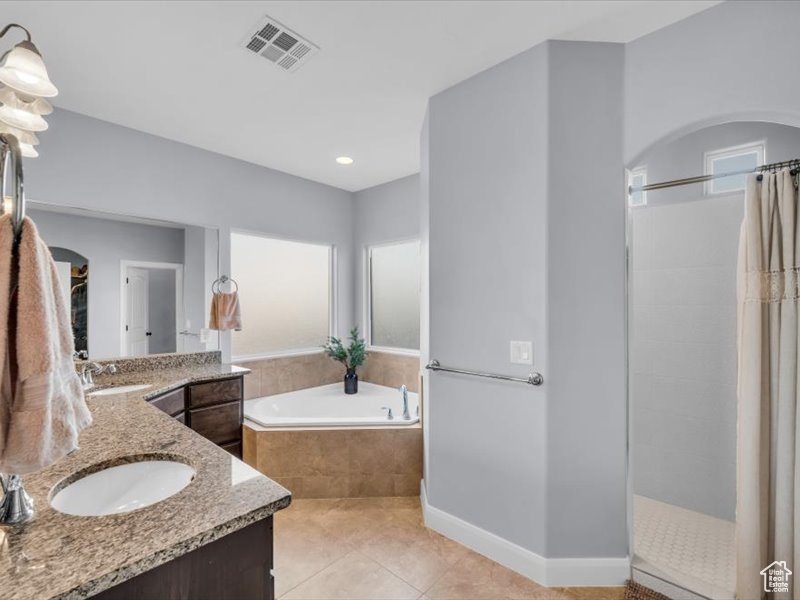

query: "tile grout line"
xmin=350 ymin=548 xmax=425 ymax=596
xmin=274 ymin=508 xmax=355 ymax=599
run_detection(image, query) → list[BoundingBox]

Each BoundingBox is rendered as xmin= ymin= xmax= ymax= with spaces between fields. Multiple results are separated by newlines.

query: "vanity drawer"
xmin=149 ymin=388 xmax=185 ymax=416
xmin=188 ymin=377 xmax=242 ymax=408
xmin=189 ymin=401 xmax=242 ymax=445
xmin=175 ymin=411 xmax=186 ymax=425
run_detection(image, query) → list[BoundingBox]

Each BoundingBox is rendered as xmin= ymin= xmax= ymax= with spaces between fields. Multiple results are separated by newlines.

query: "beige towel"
xmin=0 ymin=215 xmax=13 ymax=463
xmin=0 ymin=216 xmax=92 ymax=474
xmin=209 ymin=291 xmax=242 ymax=331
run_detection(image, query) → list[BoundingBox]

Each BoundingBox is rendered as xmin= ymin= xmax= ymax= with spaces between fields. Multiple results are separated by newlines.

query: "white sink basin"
xmin=50 ymin=460 xmax=195 ymax=517
xmin=89 ymin=384 xmax=152 ymax=396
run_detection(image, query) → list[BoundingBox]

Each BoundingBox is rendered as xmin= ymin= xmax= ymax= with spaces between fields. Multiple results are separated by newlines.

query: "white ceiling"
xmin=1 ymin=1 xmax=720 ymax=191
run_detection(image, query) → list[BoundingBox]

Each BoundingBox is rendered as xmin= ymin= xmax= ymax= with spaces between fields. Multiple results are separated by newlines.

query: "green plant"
xmin=322 ymin=327 xmax=367 ymax=372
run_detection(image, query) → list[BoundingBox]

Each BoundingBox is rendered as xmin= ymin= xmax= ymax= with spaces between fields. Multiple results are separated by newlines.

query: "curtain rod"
xmin=629 ymin=158 xmax=800 ymax=193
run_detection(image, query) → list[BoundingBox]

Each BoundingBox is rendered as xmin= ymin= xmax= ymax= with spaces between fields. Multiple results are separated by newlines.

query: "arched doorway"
xmin=626 ymin=121 xmax=800 ymax=599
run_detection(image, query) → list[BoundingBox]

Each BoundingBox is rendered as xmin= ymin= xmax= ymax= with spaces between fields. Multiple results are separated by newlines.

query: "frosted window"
xmin=705 ymin=143 xmax=764 ymax=195
xmin=369 ymin=241 xmax=420 ymax=350
xmin=231 ymin=233 xmax=331 ymax=357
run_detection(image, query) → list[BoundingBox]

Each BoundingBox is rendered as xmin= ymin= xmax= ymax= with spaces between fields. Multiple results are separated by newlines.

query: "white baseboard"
xmin=420 ymin=480 xmax=630 ymax=587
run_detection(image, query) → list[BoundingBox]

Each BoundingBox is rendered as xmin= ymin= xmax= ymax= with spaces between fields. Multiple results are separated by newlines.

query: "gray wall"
xmin=426 ymin=41 xmax=550 ymax=555
xmin=545 ymin=41 xmax=627 ymax=558
xmin=420 ymin=0 xmax=800 ymax=561
xmin=353 ymin=174 xmax=421 ymax=337
xmin=28 ymin=208 xmax=184 ymax=358
xmin=419 ymin=109 xmax=431 ymax=484
xmin=183 ymin=226 xmax=220 ymax=353
xmin=631 ymin=122 xmax=800 ymax=521
xmin=28 ymin=108 xmax=356 ymax=361
xmin=424 ymin=38 xmax=627 ymax=563
xmin=624 ymin=0 xmax=800 ymax=163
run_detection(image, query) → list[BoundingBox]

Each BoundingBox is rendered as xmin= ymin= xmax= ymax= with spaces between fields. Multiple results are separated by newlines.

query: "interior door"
xmin=126 ymin=267 xmax=150 ymax=356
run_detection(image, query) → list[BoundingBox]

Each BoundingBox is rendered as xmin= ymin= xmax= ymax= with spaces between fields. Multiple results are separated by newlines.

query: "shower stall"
xmin=628 ymin=122 xmax=800 ymax=599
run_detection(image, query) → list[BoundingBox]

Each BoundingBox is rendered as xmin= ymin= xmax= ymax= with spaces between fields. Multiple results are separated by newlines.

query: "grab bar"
xmin=425 ymin=360 xmax=543 ymax=386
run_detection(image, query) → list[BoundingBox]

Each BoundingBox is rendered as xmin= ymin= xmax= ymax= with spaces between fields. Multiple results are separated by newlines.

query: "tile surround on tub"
xmin=238 ymin=350 xmax=422 ymax=498
xmin=243 ymin=425 xmax=423 ymax=498
xmin=359 ymin=350 xmax=420 ymax=393
xmin=238 ymin=350 xmax=421 ymax=400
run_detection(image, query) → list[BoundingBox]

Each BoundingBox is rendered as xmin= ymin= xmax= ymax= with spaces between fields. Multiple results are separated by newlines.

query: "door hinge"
xmin=126 ymin=277 xmax=129 ymax=284
xmin=125 ymin=325 xmax=128 ymax=331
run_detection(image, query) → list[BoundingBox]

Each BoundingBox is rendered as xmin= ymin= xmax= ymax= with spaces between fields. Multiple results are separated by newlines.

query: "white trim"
xmin=367 ymin=345 xmax=421 ymax=357
xmin=232 ymin=348 xmax=325 ymax=362
xmin=420 ymin=481 xmax=630 ymax=588
xmin=120 ymin=260 xmax=184 ymax=357
xmin=704 ymin=140 xmax=766 ymax=195
xmin=329 ymin=244 xmax=338 ymax=338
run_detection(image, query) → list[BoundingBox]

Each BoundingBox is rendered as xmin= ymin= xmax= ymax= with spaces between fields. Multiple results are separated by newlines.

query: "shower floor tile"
xmin=633 ymin=494 xmax=735 ymax=599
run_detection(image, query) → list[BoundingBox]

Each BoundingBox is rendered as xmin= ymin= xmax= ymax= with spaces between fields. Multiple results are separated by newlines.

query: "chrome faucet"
xmin=400 ymin=385 xmax=410 ymax=420
xmin=79 ymin=362 xmax=117 ymax=389
xmin=0 ymin=473 xmax=35 ymax=524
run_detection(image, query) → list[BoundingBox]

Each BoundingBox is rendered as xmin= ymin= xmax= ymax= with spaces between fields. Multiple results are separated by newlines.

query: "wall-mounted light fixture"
xmin=0 ymin=23 xmax=58 ymax=158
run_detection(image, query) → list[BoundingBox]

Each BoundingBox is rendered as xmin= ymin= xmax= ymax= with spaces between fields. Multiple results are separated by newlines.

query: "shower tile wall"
xmin=631 ymin=195 xmax=742 ymax=521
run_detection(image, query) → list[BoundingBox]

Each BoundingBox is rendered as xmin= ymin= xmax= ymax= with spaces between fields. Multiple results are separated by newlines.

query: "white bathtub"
xmin=244 ymin=382 xmax=420 ymax=428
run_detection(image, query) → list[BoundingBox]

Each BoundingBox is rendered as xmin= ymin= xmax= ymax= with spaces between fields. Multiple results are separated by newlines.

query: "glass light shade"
xmin=0 ymin=85 xmax=52 ymax=115
xmin=0 ymin=123 xmax=39 ymax=145
xmin=19 ymin=142 xmax=37 ymax=158
xmin=0 ymin=42 xmax=58 ymax=98
xmin=0 ymin=103 xmax=47 ymax=131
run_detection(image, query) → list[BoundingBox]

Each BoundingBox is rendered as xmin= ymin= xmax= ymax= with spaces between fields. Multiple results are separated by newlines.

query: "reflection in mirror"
xmin=50 ymin=247 xmax=89 ymax=356
xmin=27 ymin=202 xmax=220 ymax=359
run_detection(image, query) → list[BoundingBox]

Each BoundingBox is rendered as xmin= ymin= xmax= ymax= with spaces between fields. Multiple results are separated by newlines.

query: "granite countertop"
xmin=0 ymin=361 xmax=291 ymax=600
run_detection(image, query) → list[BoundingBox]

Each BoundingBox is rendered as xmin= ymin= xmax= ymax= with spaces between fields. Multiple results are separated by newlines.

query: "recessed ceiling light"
xmin=336 ymin=156 xmax=354 ymax=165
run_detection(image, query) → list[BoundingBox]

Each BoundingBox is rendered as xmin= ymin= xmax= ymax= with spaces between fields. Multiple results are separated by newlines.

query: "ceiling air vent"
xmin=243 ymin=16 xmax=319 ymax=73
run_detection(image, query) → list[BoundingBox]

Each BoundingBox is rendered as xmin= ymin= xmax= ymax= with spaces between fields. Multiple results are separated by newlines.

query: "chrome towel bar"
xmin=425 ymin=360 xmax=543 ymax=386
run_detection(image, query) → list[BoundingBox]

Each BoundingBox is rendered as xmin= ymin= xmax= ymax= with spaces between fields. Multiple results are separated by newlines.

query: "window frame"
xmin=628 ymin=166 xmax=648 ymax=207
xmin=364 ymin=237 xmax=421 ymax=356
xmin=704 ymin=141 xmax=766 ymax=196
xmin=229 ymin=229 xmax=337 ymax=361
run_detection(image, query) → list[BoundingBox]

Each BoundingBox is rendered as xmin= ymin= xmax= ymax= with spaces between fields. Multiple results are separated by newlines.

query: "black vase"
xmin=344 ymin=369 xmax=358 ymax=394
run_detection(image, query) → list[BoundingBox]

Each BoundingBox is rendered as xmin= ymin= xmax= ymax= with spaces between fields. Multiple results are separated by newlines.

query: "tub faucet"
xmin=400 ymin=385 xmax=410 ymax=420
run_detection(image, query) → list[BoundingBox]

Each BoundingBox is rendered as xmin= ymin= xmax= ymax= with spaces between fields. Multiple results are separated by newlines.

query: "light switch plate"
xmin=510 ymin=341 xmax=533 ymax=365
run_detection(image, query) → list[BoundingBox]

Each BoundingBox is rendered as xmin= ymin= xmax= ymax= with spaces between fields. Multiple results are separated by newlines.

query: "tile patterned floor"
xmin=274 ymin=497 xmax=625 ymax=600
xmin=633 ymin=495 xmax=735 ymax=599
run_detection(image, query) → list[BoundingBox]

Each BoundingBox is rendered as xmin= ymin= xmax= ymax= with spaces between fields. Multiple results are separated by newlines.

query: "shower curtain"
xmin=737 ymin=169 xmax=799 ymax=600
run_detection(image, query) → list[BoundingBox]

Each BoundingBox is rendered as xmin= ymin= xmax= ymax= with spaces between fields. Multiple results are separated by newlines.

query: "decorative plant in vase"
xmin=322 ymin=327 xmax=367 ymax=394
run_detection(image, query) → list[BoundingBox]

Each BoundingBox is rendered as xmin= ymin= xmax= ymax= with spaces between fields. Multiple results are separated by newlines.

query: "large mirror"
xmin=28 ymin=202 xmax=220 ymax=359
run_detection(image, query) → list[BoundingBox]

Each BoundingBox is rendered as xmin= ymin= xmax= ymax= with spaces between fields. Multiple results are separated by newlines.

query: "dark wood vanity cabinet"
xmin=94 ymin=516 xmax=274 ymax=600
xmin=147 ymin=376 xmax=244 ymax=457
xmin=150 ymin=387 xmax=185 ymax=418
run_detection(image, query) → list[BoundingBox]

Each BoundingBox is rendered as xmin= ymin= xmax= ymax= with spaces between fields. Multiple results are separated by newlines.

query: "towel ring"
xmin=212 ymin=275 xmax=238 ymax=294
